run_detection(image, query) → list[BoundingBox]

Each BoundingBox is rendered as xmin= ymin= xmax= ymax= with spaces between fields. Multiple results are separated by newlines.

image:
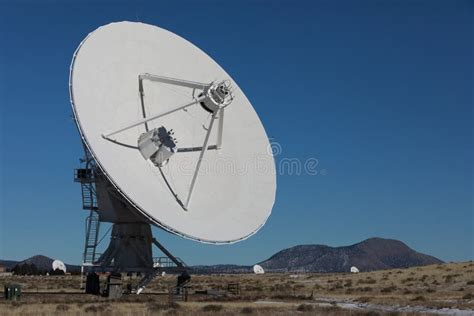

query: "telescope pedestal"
xmin=98 ymin=223 xmax=154 ymax=271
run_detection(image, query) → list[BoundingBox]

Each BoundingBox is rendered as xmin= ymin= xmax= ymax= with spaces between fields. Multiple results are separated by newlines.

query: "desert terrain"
xmin=1 ymin=261 xmax=473 ymax=315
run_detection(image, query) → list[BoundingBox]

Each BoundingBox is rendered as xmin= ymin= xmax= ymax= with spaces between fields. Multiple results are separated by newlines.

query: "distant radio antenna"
xmin=52 ymin=260 xmax=67 ymax=273
xmin=253 ymin=264 xmax=265 ymax=274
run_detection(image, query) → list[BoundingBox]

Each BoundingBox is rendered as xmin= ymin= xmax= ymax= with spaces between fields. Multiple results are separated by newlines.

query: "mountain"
xmin=0 ymin=255 xmax=81 ymax=273
xmin=0 ymin=238 xmax=443 ymax=274
xmin=0 ymin=260 xmax=18 ymax=270
xmin=258 ymin=238 xmax=443 ymax=273
xmin=19 ymin=255 xmax=55 ymax=271
xmin=190 ymin=264 xmax=252 ymax=274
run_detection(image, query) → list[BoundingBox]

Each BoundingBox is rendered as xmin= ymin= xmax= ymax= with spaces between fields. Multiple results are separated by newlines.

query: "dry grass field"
xmin=1 ymin=261 xmax=473 ymax=315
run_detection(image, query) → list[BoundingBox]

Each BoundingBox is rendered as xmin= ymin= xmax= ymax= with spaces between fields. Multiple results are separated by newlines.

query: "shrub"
xmin=202 ymin=304 xmax=223 ymax=312
xmin=84 ymin=305 xmax=98 ymax=313
xmin=411 ymin=296 xmax=426 ymax=301
xmin=357 ymin=297 xmax=371 ymax=303
xmin=358 ymin=287 xmax=373 ymax=292
xmin=56 ymin=304 xmax=69 ymax=311
xmin=358 ymin=278 xmax=376 ymax=284
xmin=148 ymin=302 xmax=180 ymax=311
xmin=296 ymin=304 xmax=314 ymax=312
xmin=84 ymin=304 xmax=110 ymax=313
xmin=462 ymin=293 xmax=473 ymax=300
xmin=364 ymin=312 xmax=381 ymax=316
xmin=380 ymin=286 xmax=396 ymax=293
xmin=241 ymin=307 xmax=254 ymax=314
xmin=401 ymin=277 xmax=414 ymax=284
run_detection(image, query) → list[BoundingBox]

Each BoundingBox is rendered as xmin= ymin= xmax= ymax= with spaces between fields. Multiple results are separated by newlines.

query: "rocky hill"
xmin=259 ymin=237 xmax=443 ymax=273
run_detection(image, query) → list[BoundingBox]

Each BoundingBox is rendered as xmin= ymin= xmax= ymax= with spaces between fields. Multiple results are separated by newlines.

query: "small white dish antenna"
xmin=350 ymin=266 xmax=359 ymax=273
xmin=52 ymin=260 xmax=67 ymax=273
xmin=253 ymin=264 xmax=265 ymax=274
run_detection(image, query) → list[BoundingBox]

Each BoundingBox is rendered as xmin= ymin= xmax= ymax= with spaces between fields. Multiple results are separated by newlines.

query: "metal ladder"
xmin=81 ymin=183 xmax=98 ymax=210
xmin=75 ymin=167 xmax=100 ymax=266
xmin=83 ymin=210 xmax=100 ymax=265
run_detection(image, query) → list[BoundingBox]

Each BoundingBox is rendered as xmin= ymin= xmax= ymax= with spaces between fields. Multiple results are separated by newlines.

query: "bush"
xmin=12 ymin=263 xmax=43 ymax=275
xmin=202 ymin=304 xmax=223 ymax=312
xmin=241 ymin=307 xmax=254 ymax=314
xmin=56 ymin=304 xmax=69 ymax=311
xmin=462 ymin=293 xmax=473 ymax=300
xmin=84 ymin=305 xmax=99 ymax=313
xmin=380 ymin=286 xmax=396 ymax=293
xmin=84 ymin=304 xmax=110 ymax=313
xmin=364 ymin=312 xmax=381 ymax=316
xmin=411 ymin=296 xmax=426 ymax=301
xmin=358 ymin=277 xmax=376 ymax=284
xmin=50 ymin=269 xmax=65 ymax=276
xmin=356 ymin=287 xmax=373 ymax=292
xmin=357 ymin=297 xmax=371 ymax=303
xmin=401 ymin=277 xmax=414 ymax=284
xmin=296 ymin=304 xmax=314 ymax=312
xmin=148 ymin=302 xmax=180 ymax=311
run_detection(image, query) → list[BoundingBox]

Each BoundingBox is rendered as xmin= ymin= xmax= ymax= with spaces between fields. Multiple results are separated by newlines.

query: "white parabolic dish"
xmin=70 ymin=22 xmax=276 ymax=244
xmin=52 ymin=260 xmax=67 ymax=273
xmin=253 ymin=264 xmax=265 ymax=274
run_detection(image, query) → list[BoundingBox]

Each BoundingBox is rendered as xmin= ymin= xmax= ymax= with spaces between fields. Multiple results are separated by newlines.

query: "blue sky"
xmin=0 ymin=0 xmax=472 ymax=265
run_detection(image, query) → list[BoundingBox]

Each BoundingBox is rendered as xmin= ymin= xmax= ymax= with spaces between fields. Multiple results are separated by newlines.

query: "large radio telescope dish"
xmin=70 ymin=22 xmax=276 ymax=244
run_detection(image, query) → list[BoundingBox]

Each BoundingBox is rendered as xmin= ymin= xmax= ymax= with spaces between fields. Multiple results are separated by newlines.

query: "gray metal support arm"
xmin=185 ymin=110 xmax=218 ymax=209
xmin=103 ymin=95 xmax=205 ymax=139
xmin=152 ymin=238 xmax=184 ymax=268
xmin=139 ymin=73 xmax=210 ymax=90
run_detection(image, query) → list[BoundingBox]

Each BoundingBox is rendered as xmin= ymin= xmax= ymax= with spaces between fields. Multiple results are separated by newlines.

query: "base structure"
xmin=80 ymin=222 xmax=190 ymax=294
xmin=75 ymin=149 xmax=190 ymax=295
